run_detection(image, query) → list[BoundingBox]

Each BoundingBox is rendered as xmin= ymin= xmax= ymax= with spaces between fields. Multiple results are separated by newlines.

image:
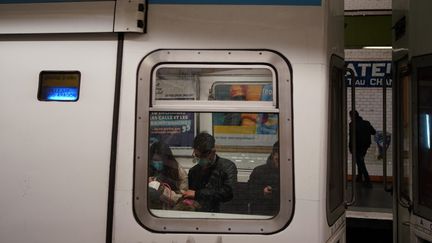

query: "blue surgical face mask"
xmin=151 ymin=160 xmax=164 ymax=171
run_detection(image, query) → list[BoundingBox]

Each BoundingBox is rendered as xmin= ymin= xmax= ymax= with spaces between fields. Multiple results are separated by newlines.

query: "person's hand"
xmin=183 ymin=190 xmax=196 ymax=199
xmin=263 ymin=186 xmax=272 ymax=196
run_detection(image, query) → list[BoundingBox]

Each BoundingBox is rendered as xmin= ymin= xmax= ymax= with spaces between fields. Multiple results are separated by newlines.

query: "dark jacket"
xmin=349 ymin=116 xmax=376 ymax=155
xmin=188 ymin=155 xmax=238 ymax=212
xmin=248 ymin=156 xmax=280 ymax=215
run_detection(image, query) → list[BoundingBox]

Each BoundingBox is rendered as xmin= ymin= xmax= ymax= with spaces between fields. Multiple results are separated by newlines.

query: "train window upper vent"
xmin=152 ymin=66 xmax=277 ymax=111
xmin=134 ymin=50 xmax=293 ymax=234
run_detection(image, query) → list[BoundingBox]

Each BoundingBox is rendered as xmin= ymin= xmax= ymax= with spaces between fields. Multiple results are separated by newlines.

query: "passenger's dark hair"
xmin=272 ymin=141 xmax=279 ymax=153
xmin=149 ymin=141 xmax=180 ymax=189
xmin=266 ymin=140 xmax=279 ymax=167
xmin=193 ymin=132 xmax=215 ymax=154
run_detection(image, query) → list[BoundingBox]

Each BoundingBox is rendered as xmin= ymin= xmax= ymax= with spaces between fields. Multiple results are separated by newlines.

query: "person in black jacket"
xmin=248 ymin=141 xmax=279 ymax=215
xmin=183 ymin=132 xmax=238 ymax=212
xmin=349 ymin=110 xmax=376 ymax=188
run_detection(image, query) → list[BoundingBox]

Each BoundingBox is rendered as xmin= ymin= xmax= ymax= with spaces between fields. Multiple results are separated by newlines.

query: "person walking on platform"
xmin=349 ymin=110 xmax=376 ymax=188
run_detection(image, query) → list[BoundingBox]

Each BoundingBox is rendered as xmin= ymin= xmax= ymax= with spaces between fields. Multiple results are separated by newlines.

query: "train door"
xmin=394 ymin=53 xmax=432 ymax=243
xmin=326 ymin=55 xmax=347 ymax=243
xmin=0 ymin=34 xmax=119 ymax=243
xmin=343 ymin=55 xmax=394 ymax=242
xmin=410 ymin=54 xmax=432 ymax=243
xmin=394 ymin=55 xmax=412 ymax=243
xmin=392 ymin=0 xmax=432 ymax=241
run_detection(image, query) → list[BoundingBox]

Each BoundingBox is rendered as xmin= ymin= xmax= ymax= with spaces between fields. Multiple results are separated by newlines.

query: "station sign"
xmin=346 ymin=61 xmax=392 ymax=87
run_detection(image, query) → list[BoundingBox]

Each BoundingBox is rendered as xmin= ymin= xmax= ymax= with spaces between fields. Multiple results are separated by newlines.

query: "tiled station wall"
xmin=345 ymin=49 xmax=392 ymax=178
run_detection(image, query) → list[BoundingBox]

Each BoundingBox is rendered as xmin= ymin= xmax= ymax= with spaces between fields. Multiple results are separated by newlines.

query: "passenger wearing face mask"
xmin=148 ymin=141 xmax=188 ymax=209
xmin=183 ymin=132 xmax=238 ymax=212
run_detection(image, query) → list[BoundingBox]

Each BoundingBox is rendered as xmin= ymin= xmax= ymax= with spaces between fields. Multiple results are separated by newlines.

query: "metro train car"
xmin=0 ymin=0 xmax=347 ymax=243
xmin=393 ymin=0 xmax=432 ymax=242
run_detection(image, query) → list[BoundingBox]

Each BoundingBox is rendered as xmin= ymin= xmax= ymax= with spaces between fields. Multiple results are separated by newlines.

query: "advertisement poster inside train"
xmin=154 ymin=78 xmax=196 ymax=100
xmin=212 ymin=83 xmax=278 ymax=147
xmin=150 ymin=112 xmax=195 ymax=147
xmin=150 ymin=78 xmax=195 ymax=147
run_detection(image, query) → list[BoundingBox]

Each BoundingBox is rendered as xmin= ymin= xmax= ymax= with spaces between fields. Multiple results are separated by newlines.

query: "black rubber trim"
xmin=106 ymin=32 xmax=124 ymax=243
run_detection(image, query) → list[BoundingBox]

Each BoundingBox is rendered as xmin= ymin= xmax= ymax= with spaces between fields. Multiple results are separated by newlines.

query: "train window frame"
xmin=412 ymin=54 xmax=432 ymax=222
xmin=326 ymin=55 xmax=347 ymax=226
xmin=394 ymin=56 xmax=412 ymax=206
xmin=133 ymin=49 xmax=294 ymax=234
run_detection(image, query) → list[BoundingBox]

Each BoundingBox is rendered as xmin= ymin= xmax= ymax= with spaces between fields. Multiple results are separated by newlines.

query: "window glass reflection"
xmin=148 ymin=112 xmax=279 ymax=219
xmin=418 ymin=67 xmax=432 ymax=209
xmin=154 ymin=67 xmax=273 ymax=102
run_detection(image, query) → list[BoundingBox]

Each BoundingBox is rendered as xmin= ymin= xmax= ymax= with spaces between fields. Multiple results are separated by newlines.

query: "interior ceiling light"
xmin=362 ymin=46 xmax=392 ymax=49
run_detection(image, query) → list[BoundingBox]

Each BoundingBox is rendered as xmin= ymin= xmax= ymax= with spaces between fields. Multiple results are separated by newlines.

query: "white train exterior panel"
xmin=0 ymin=1 xmax=345 ymax=242
xmin=0 ymin=35 xmax=118 ymax=243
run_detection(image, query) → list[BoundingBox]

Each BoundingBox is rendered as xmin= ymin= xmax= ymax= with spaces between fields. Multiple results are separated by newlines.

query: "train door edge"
xmin=326 ymin=54 xmax=347 ymax=242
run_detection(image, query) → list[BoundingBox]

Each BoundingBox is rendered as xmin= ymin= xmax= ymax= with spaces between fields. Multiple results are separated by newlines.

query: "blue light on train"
xmin=42 ymin=87 xmax=79 ymax=101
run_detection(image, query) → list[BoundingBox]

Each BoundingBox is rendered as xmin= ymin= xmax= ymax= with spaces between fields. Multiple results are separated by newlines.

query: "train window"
xmin=326 ymin=55 xmax=346 ymax=226
xmin=134 ymin=50 xmax=293 ymax=234
xmin=417 ymin=66 xmax=432 ymax=210
xmin=413 ymin=54 xmax=432 ymax=222
xmin=154 ymin=67 xmax=274 ymax=102
xmin=37 ymin=71 xmax=80 ymax=102
xmin=148 ymin=111 xmax=279 ymax=217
